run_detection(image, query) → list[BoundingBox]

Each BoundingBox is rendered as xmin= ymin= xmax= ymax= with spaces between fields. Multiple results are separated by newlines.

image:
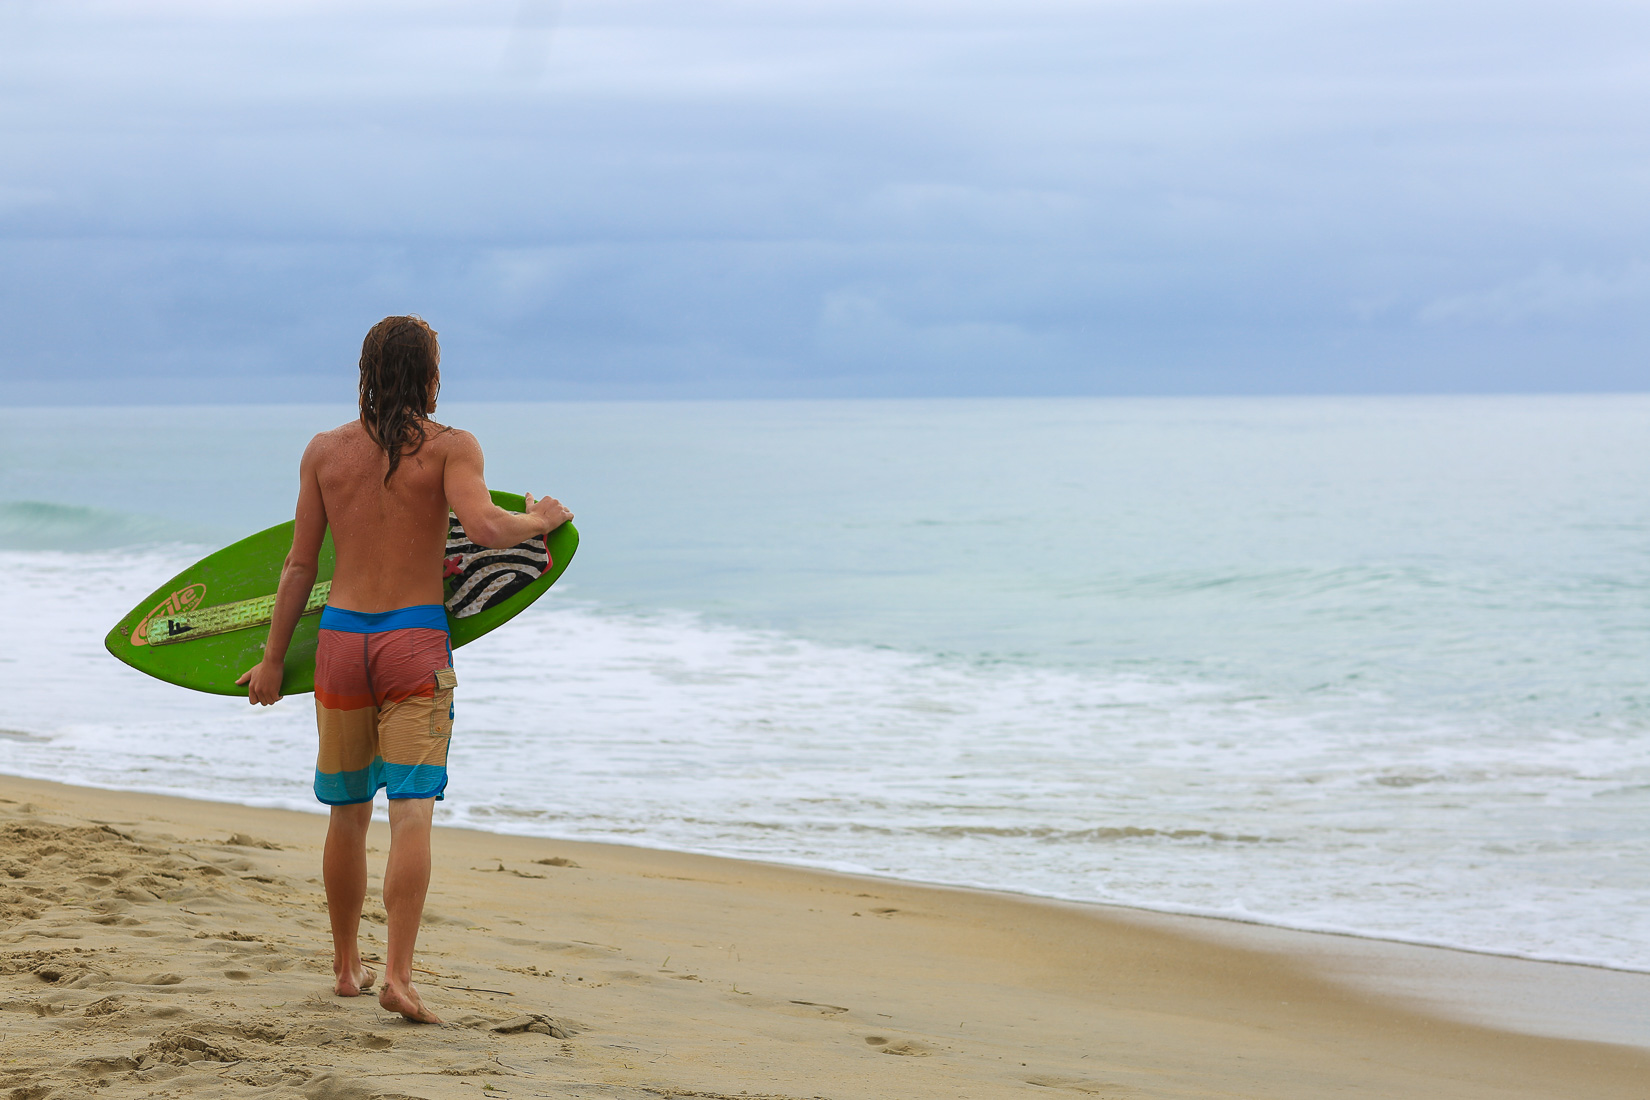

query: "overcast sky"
xmin=2 ymin=0 xmax=1647 ymax=402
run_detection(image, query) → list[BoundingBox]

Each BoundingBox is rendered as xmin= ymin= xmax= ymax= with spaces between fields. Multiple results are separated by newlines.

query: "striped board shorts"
xmin=313 ymin=604 xmax=456 ymax=805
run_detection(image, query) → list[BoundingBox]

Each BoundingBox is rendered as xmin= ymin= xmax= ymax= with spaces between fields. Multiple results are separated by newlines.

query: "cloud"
xmin=814 ymin=290 xmax=1058 ymax=379
xmin=1419 ymin=263 xmax=1650 ymax=326
xmin=0 ymin=185 xmax=56 ymax=216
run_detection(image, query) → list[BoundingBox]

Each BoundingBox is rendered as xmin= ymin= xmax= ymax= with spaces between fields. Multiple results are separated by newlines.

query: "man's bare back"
xmin=312 ymin=421 xmax=458 ymax=611
xmin=311 ymin=420 xmax=451 ymax=611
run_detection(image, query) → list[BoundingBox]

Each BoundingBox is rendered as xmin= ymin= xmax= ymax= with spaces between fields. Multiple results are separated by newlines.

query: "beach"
xmin=3 ymin=774 xmax=1646 ymax=1100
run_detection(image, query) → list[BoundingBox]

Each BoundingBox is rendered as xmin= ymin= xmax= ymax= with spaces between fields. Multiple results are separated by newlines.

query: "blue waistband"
xmin=319 ymin=604 xmax=449 ymax=634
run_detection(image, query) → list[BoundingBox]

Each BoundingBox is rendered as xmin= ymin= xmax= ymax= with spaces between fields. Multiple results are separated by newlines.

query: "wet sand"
xmin=2 ymin=773 xmax=1645 ymax=1099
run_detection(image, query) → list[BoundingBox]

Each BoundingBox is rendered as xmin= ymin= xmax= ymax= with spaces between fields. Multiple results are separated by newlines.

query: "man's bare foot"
xmin=379 ymin=981 xmax=442 ymax=1024
xmin=333 ymin=964 xmax=376 ymax=997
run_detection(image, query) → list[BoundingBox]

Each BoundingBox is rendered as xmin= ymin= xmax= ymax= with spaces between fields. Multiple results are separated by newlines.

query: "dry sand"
xmin=1 ymin=773 xmax=1645 ymax=1100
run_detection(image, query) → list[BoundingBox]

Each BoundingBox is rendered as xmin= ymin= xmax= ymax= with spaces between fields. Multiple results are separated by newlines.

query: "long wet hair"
xmin=358 ymin=315 xmax=442 ymax=485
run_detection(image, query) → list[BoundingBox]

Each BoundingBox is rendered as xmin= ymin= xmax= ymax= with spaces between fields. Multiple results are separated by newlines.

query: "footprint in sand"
xmin=474 ymin=862 xmax=547 ymax=879
xmin=83 ymin=994 xmax=124 ymax=1016
xmin=1024 ymin=1075 xmax=1117 ymax=1094
xmin=139 ymin=1031 xmax=245 ymax=1066
xmin=789 ymin=999 xmax=849 ymax=1015
xmin=865 ymin=1035 xmax=933 ymax=1056
xmin=224 ymin=832 xmax=283 ymax=850
xmin=132 ymin=972 xmax=185 ymax=986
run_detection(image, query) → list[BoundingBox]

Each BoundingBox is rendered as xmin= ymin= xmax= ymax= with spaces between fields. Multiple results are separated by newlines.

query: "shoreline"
xmin=3 ymin=773 xmax=1648 ymax=1099
xmin=7 ymin=763 xmax=1646 ymax=980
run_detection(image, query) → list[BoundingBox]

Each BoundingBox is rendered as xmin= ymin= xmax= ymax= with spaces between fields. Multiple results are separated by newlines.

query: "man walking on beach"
xmin=237 ymin=315 xmax=572 ymax=1023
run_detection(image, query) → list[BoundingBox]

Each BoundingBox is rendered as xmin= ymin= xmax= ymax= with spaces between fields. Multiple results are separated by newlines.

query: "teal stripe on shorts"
xmin=313 ymin=760 xmax=449 ymax=805
xmin=314 ymin=759 xmax=387 ymax=806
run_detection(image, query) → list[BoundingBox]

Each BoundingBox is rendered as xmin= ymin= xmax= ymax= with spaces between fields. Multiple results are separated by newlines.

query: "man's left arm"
xmin=237 ymin=440 xmax=328 ymax=705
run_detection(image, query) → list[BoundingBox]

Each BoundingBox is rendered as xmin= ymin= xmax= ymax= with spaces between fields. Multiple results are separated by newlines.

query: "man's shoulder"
xmin=304 ymin=421 xmax=366 ymax=456
xmin=426 ymin=423 xmax=478 ymax=453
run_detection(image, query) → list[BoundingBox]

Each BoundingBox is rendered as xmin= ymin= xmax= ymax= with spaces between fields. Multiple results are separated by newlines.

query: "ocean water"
xmin=1 ymin=395 xmax=1647 ymax=970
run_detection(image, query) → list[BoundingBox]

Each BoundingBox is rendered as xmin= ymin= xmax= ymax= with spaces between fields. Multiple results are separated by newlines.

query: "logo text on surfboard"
xmin=132 ymin=584 xmax=207 ymax=646
xmin=144 ymin=581 xmax=332 ymax=646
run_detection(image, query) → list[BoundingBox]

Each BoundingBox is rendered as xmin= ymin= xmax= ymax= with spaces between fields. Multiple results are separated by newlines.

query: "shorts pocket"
xmin=430 ymin=666 xmax=457 ymax=739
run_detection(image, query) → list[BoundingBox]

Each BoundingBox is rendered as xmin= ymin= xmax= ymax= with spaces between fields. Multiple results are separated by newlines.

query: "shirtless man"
xmin=237 ymin=315 xmax=572 ymax=1024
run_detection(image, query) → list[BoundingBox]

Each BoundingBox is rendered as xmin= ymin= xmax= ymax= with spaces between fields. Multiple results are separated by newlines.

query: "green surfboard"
xmin=105 ymin=491 xmax=578 ymax=697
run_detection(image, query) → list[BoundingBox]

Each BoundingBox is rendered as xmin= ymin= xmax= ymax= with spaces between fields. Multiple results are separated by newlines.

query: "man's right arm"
xmin=444 ymin=430 xmax=572 ymax=549
xmin=237 ymin=436 xmax=328 ymax=705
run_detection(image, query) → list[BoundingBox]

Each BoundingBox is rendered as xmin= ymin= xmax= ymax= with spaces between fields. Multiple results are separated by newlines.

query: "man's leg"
xmin=323 ymin=802 xmax=377 ymax=997
xmin=378 ymin=796 xmax=442 ymax=1023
